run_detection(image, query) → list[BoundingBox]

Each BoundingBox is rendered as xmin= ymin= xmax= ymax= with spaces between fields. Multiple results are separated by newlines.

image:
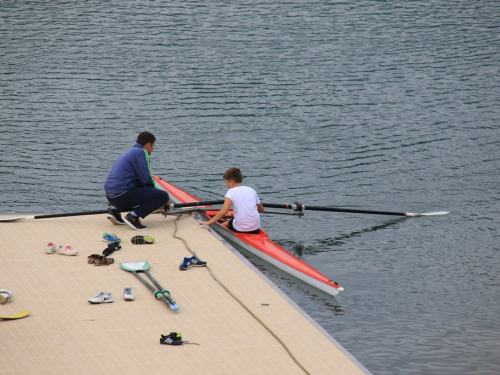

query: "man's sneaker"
xmin=188 ymin=252 xmax=207 ymax=267
xmin=180 ymin=252 xmax=207 ymax=270
xmin=179 ymin=257 xmax=192 ymax=271
xmin=0 ymin=289 xmax=12 ymax=304
xmin=88 ymin=292 xmax=113 ymax=304
xmin=56 ymin=245 xmax=79 ymax=256
xmin=103 ymin=232 xmax=121 ymax=242
xmin=131 ymin=235 xmax=155 ymax=245
xmin=45 ymin=242 xmax=57 ymax=254
xmin=107 ymin=209 xmax=126 ymax=225
xmin=160 ymin=332 xmax=183 ymax=346
xmin=124 ymin=213 xmax=148 ymax=231
xmin=123 ymin=287 xmax=134 ymax=301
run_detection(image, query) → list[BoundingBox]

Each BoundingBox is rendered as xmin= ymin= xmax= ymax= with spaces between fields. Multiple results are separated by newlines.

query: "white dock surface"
xmin=0 ymin=212 xmax=370 ymax=374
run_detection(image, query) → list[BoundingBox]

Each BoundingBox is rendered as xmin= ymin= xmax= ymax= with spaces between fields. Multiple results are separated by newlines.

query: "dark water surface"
xmin=1 ymin=2 xmax=500 ymax=374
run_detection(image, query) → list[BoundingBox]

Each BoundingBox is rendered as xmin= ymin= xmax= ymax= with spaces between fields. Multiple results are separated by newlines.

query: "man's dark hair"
xmin=223 ymin=167 xmax=243 ymax=183
xmin=137 ymin=131 xmax=156 ymax=146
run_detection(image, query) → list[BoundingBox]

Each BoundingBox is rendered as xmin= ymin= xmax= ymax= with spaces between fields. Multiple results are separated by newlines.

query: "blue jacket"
xmin=104 ymin=143 xmax=155 ymax=194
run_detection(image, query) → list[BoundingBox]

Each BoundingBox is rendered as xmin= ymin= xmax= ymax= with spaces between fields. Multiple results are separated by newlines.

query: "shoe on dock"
xmin=45 ymin=242 xmax=57 ymax=254
xmin=123 ymin=287 xmax=134 ymax=301
xmin=179 ymin=252 xmax=207 ymax=270
xmin=188 ymin=252 xmax=207 ymax=267
xmin=131 ymin=235 xmax=155 ymax=245
xmin=102 ymin=241 xmax=121 ymax=257
xmin=179 ymin=257 xmax=191 ymax=270
xmin=103 ymin=232 xmax=121 ymax=242
xmin=160 ymin=332 xmax=183 ymax=345
xmin=0 ymin=289 xmax=12 ymax=304
xmin=88 ymin=292 xmax=113 ymax=304
xmin=56 ymin=245 xmax=79 ymax=256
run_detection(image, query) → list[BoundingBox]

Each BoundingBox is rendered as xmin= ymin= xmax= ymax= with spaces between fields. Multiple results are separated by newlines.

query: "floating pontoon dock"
xmin=0 ymin=212 xmax=370 ymax=374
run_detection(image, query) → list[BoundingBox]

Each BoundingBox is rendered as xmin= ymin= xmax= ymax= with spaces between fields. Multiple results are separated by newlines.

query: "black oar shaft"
xmin=172 ymin=200 xmax=225 ymax=208
xmin=308 ymin=206 xmax=405 ymax=216
xmin=25 ymin=201 xmax=225 ymax=220
xmin=34 ymin=210 xmax=108 ymax=219
xmin=262 ymin=203 xmax=406 ymax=216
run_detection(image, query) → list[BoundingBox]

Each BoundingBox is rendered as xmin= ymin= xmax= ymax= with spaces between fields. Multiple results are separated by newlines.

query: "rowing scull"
xmin=154 ymin=176 xmax=344 ymax=297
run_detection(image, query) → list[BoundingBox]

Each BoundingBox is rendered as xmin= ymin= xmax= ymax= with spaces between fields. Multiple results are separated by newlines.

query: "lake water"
xmin=1 ymin=2 xmax=500 ymax=374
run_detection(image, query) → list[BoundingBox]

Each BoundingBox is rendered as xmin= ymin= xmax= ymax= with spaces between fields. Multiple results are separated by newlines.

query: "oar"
xmin=169 ymin=200 xmax=224 ymax=209
xmin=163 ymin=207 xmax=303 ymax=217
xmin=262 ymin=203 xmax=450 ymax=217
xmin=0 ymin=200 xmax=226 ymax=223
xmin=0 ymin=210 xmax=109 ymax=222
xmin=120 ymin=261 xmax=179 ymax=311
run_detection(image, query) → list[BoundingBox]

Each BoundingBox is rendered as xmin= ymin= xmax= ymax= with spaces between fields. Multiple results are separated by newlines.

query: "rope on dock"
xmin=171 ymin=214 xmax=311 ymax=375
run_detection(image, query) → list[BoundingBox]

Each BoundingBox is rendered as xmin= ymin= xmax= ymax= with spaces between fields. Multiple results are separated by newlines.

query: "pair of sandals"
xmin=87 ymin=254 xmax=114 ymax=266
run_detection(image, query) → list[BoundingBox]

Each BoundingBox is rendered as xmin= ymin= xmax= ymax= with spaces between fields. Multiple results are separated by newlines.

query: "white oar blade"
xmin=120 ymin=261 xmax=150 ymax=272
xmin=406 ymin=211 xmax=450 ymax=217
xmin=0 ymin=216 xmax=33 ymax=222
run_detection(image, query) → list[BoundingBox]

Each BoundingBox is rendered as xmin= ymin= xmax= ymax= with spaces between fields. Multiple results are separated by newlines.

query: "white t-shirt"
xmin=225 ymin=186 xmax=261 ymax=232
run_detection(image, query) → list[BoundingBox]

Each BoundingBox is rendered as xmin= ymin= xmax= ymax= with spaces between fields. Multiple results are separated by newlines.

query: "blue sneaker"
xmin=179 ymin=252 xmax=207 ymax=270
xmin=189 ymin=252 xmax=207 ymax=267
xmin=179 ymin=257 xmax=192 ymax=271
xmin=103 ymin=232 xmax=121 ymax=242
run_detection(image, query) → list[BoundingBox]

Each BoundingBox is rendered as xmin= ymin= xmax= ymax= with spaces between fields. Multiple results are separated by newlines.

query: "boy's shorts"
xmin=227 ymin=218 xmax=260 ymax=235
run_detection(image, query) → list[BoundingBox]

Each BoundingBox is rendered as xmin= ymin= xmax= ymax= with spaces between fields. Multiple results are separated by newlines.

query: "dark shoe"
xmin=179 ymin=252 xmax=207 ymax=270
xmin=179 ymin=257 xmax=192 ymax=271
xmin=102 ymin=241 xmax=121 ymax=257
xmin=131 ymin=235 xmax=155 ymax=245
xmin=107 ymin=209 xmax=125 ymax=225
xmin=160 ymin=332 xmax=183 ymax=345
xmin=124 ymin=213 xmax=148 ymax=231
xmin=188 ymin=252 xmax=207 ymax=267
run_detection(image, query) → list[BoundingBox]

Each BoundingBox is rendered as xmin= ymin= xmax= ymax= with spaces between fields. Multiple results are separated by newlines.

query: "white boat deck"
xmin=0 ymin=212 xmax=370 ymax=374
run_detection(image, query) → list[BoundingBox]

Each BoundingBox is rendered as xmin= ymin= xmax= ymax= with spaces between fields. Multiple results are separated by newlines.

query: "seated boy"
xmin=199 ymin=167 xmax=264 ymax=234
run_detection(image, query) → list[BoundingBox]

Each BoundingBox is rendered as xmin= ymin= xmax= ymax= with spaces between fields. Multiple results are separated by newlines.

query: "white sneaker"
xmin=88 ymin=292 xmax=113 ymax=304
xmin=0 ymin=289 xmax=12 ymax=304
xmin=56 ymin=245 xmax=79 ymax=256
xmin=123 ymin=287 xmax=134 ymax=301
xmin=45 ymin=242 xmax=57 ymax=254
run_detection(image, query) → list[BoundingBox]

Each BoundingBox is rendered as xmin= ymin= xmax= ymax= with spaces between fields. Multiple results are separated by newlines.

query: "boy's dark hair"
xmin=223 ymin=167 xmax=243 ymax=183
xmin=137 ymin=131 xmax=156 ymax=146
